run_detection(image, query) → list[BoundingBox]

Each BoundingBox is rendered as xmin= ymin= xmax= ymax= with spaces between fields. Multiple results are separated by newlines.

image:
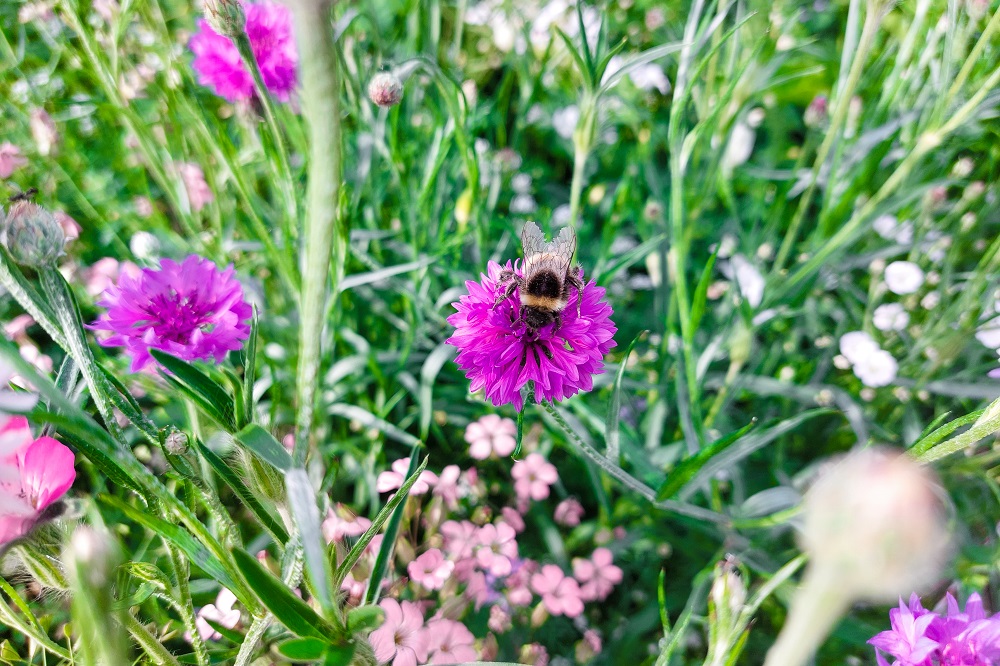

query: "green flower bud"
xmin=204 ymin=0 xmax=246 ymax=38
xmin=3 ymin=201 xmax=66 ymax=268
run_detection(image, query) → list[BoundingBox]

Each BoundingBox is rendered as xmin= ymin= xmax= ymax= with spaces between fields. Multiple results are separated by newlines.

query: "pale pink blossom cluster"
xmin=839 ymin=330 xmax=899 ymax=388
xmin=369 ymin=599 xmax=477 ymax=666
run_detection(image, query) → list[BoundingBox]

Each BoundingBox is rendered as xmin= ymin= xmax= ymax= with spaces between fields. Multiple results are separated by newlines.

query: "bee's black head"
xmin=522 ymin=306 xmax=556 ymax=332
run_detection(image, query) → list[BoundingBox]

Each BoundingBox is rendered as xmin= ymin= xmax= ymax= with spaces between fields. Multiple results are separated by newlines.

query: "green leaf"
xmin=514 ymin=408 xmax=524 ymax=460
xmin=605 ymin=332 xmax=645 ymax=461
xmin=690 ymin=249 xmax=720 ymax=332
xmin=594 ymin=234 xmax=667 ymax=287
xmin=910 ymin=408 xmax=985 ymax=456
xmin=364 ymin=448 xmax=427 ymax=604
xmin=554 ymin=26 xmax=592 ymax=88
xmin=235 ymin=424 xmax=293 ymax=471
xmin=285 ymin=468 xmax=337 ymax=619
xmin=327 ymin=403 xmax=421 ymax=447
xmin=231 ymin=548 xmax=337 ymax=640
xmin=598 ymin=40 xmax=685 ymax=95
xmin=656 ymin=419 xmax=757 ymax=501
xmin=197 ymin=441 xmax=289 ymax=545
xmin=97 ymin=364 xmax=161 ymax=444
xmin=334 ymin=452 xmax=428 ymax=589
xmin=99 ymin=495 xmax=248 ymax=606
xmin=276 ymin=638 xmax=327 ymax=662
xmin=150 ymin=349 xmax=237 ymax=431
xmin=347 ymin=605 xmax=384 ymax=633
xmin=322 ymin=644 xmax=357 ymax=666
xmin=419 ymin=343 xmax=455 ymax=439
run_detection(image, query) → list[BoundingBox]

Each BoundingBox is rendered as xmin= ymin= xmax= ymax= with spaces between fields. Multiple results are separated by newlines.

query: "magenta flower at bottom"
xmin=446 ymin=261 xmax=616 ymax=411
xmin=90 ymin=255 xmax=252 ymax=372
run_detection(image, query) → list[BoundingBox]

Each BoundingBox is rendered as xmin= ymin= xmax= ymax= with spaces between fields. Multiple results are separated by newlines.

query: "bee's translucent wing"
xmin=522 ymin=222 xmax=576 ymax=277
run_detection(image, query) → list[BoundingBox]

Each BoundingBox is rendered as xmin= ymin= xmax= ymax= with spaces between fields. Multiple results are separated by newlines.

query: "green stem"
xmin=233 ymin=615 xmax=273 ymax=666
xmin=123 ymin=613 xmax=182 ymax=666
xmin=763 ymin=567 xmax=851 ymax=666
xmin=168 ymin=546 xmax=210 ymax=666
xmin=289 ymin=0 xmax=344 ymax=466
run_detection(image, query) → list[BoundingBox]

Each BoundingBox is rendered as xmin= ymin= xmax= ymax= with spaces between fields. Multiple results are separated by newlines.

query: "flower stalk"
xmin=289 ymin=0 xmax=344 ymax=466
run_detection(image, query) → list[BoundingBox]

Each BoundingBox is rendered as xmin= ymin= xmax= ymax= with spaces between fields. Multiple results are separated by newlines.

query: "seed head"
xmin=367 ymin=71 xmax=403 ymax=108
xmin=3 ymin=201 xmax=66 ymax=268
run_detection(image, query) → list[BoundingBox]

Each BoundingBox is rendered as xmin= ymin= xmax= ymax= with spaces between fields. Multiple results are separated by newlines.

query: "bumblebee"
xmin=493 ymin=222 xmax=583 ymax=333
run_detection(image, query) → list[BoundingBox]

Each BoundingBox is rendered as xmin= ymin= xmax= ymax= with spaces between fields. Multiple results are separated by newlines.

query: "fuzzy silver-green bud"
xmin=3 ymin=201 xmax=65 ymax=268
xmin=164 ymin=430 xmax=190 ymax=455
xmin=204 ymin=0 xmax=246 ymax=38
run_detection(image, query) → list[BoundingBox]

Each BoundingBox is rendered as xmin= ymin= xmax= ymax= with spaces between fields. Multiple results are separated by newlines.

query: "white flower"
xmin=509 ymin=194 xmax=537 ymax=214
xmin=839 ymin=331 xmax=879 ymax=365
xmin=602 ymin=56 xmax=671 ymax=94
xmin=884 ymin=261 xmax=925 ymax=295
xmin=873 ymin=215 xmax=914 ymax=244
xmin=130 ymin=231 xmax=159 ymax=260
xmin=552 ymin=204 xmax=572 ymax=227
xmin=722 ymin=123 xmax=755 ymax=170
xmin=976 ymin=319 xmax=1000 ymax=352
xmin=873 ymin=303 xmax=909 ymax=332
xmin=552 ymin=105 xmax=579 ymax=140
xmin=731 ymin=255 xmax=764 ymax=308
xmin=852 ymin=349 xmax=898 ymax=387
xmin=511 ymin=173 xmax=532 ymax=194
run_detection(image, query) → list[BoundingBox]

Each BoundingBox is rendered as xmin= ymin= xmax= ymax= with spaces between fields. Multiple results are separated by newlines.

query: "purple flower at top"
xmin=446 ymin=260 xmax=616 ymax=411
xmin=870 ymin=592 xmax=1000 ymax=665
xmin=189 ymin=1 xmax=297 ymax=103
xmin=90 ymin=255 xmax=252 ymax=372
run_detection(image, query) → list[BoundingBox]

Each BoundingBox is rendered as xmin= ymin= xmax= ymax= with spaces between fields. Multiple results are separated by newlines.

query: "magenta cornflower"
xmin=447 ymin=260 xmax=616 ymax=411
xmin=870 ymin=592 xmax=1000 ymax=665
xmin=189 ymin=1 xmax=297 ymax=103
xmin=90 ymin=255 xmax=252 ymax=372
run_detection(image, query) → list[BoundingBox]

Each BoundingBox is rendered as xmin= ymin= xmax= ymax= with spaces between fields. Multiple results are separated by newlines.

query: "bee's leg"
xmin=553 ymin=312 xmax=562 ymax=332
xmin=493 ymin=271 xmax=519 ymax=310
xmin=567 ymin=265 xmax=585 ymax=315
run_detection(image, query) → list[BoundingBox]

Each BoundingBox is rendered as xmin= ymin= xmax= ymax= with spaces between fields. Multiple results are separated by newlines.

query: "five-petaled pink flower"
xmin=368 ymin=598 xmax=426 ymax=666
xmin=530 ymin=564 xmax=584 ymax=617
xmin=554 ymin=497 xmax=584 ymax=527
xmin=0 ymin=415 xmax=76 ymax=546
xmin=511 ymin=453 xmax=558 ymax=502
xmin=418 ymin=618 xmax=478 ymax=664
xmin=190 ymin=588 xmax=240 ymax=642
xmin=573 ymin=547 xmax=623 ymax=602
xmin=475 ymin=522 xmax=519 ymax=577
xmin=189 ymin=1 xmax=298 ymax=103
xmin=377 ymin=458 xmax=439 ymax=496
xmin=465 ymin=414 xmax=517 ymax=459
xmin=433 ymin=465 xmax=462 ymax=507
xmin=321 ymin=504 xmax=371 ymax=544
xmin=408 ymin=548 xmax=454 ymax=591
xmin=0 ymin=142 xmax=28 ymax=179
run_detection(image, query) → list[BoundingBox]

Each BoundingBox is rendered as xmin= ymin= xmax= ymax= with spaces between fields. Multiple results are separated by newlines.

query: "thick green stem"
xmin=289 ymin=0 xmax=344 ymax=466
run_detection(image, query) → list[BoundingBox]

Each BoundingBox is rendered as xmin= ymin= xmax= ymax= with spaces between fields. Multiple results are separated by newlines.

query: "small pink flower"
xmin=511 ymin=453 xmax=558 ymax=502
xmin=488 ymin=605 xmax=512 ymax=633
xmin=191 ymin=588 xmax=240 ymax=641
xmin=0 ymin=416 xmax=76 ymax=547
xmin=573 ymin=547 xmax=623 ymax=602
xmin=408 ymin=548 xmax=454 ymax=591
xmin=465 ymin=414 xmax=517 ymax=459
xmin=475 ymin=522 xmax=518 ymax=577
xmin=83 ymin=258 xmax=141 ymax=298
xmin=530 ymin=564 xmax=584 ymax=617
xmin=433 ymin=465 xmax=462 ymax=507
xmin=178 ymin=162 xmax=214 ymax=213
xmin=505 ymin=558 xmax=537 ymax=607
xmin=4 ymin=315 xmax=34 ymax=344
xmin=498 ymin=506 xmax=525 ymax=533
xmin=321 ymin=504 xmax=371 ymax=544
xmin=54 ymin=211 xmax=81 ymax=243
xmin=377 ymin=458 xmax=439 ymax=495
xmin=340 ymin=572 xmax=366 ymax=606
xmin=520 ymin=642 xmax=549 ymax=666
xmin=368 ymin=599 xmax=426 ymax=666
xmin=440 ymin=519 xmax=478 ymax=560
xmin=583 ymin=629 xmax=602 ymax=654
xmin=417 ymin=618 xmax=478 ymax=664
xmin=554 ymin=497 xmax=584 ymax=527
xmin=0 ymin=143 xmax=27 ymax=179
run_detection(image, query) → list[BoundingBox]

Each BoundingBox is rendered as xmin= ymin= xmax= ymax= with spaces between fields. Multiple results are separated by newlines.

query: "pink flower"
xmin=475 ymin=522 xmax=518 ymax=576
xmin=189 ymin=1 xmax=298 ymax=102
xmin=504 ymin=558 xmax=537 ymax=607
xmin=520 ymin=643 xmax=549 ymax=666
xmin=573 ymin=547 xmax=623 ymax=602
xmin=488 ymin=605 xmax=512 ymax=633
xmin=83 ymin=257 xmax=141 ymax=298
xmin=441 ymin=520 xmax=478 ymax=561
xmin=376 ymin=458 xmax=439 ymax=495
xmin=178 ymin=162 xmax=214 ymax=213
xmin=511 ymin=453 xmax=558 ymax=502
xmin=191 ymin=588 xmax=240 ymax=642
xmin=530 ymin=564 xmax=584 ymax=617
xmin=0 ymin=143 xmax=27 ymax=179
xmin=465 ymin=414 xmax=516 ymax=459
xmin=368 ymin=599 xmax=426 ymax=666
xmin=90 ymin=255 xmax=253 ymax=372
xmin=554 ymin=498 xmax=584 ymax=527
xmin=498 ymin=506 xmax=525 ymax=533
xmin=447 ymin=261 xmax=617 ymax=410
xmin=417 ymin=618 xmax=478 ymax=664
xmin=408 ymin=549 xmax=454 ymax=591
xmin=321 ymin=504 xmax=371 ymax=543
xmin=433 ymin=465 xmax=461 ymax=507
xmin=0 ymin=416 xmax=76 ymax=546
xmin=54 ymin=211 xmax=80 ymax=243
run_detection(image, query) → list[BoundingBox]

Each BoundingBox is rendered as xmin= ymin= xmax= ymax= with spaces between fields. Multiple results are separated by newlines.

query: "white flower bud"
xmin=367 ymin=71 xmax=403 ymax=108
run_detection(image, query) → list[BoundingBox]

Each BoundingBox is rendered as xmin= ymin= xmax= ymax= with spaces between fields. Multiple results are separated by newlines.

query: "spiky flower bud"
xmin=203 ymin=0 xmax=246 ymax=39
xmin=3 ymin=201 xmax=66 ymax=268
xmin=164 ymin=429 xmax=190 ymax=455
xmin=367 ymin=72 xmax=403 ymax=108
